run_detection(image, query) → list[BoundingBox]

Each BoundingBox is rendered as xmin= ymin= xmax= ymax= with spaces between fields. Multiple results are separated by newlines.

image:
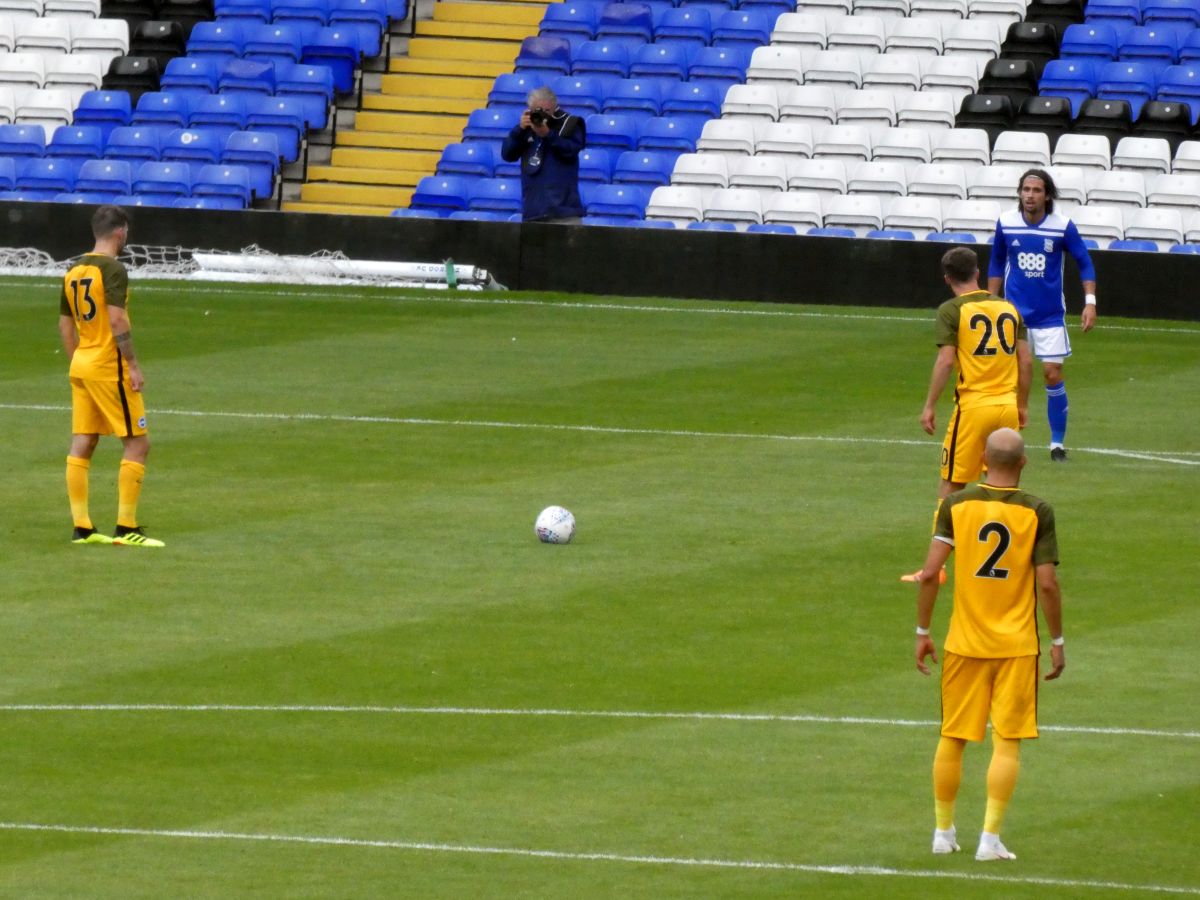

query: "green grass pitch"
xmin=1 ymin=276 xmax=1198 ymax=898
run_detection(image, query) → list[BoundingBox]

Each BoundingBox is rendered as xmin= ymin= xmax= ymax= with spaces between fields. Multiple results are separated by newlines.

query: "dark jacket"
xmin=500 ymin=108 xmax=586 ymax=221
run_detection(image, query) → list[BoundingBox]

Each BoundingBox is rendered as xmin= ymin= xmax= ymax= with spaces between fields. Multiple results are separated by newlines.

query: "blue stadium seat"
xmin=603 ymin=78 xmax=663 ymax=118
xmin=161 ymin=126 xmax=226 ymax=164
xmin=447 ymin=210 xmax=513 ymax=221
xmin=739 ymin=0 xmax=796 ymax=18
xmin=1060 ymin=22 xmax=1121 ymax=59
xmin=1039 ymin=58 xmax=1100 ymax=115
xmin=72 ymin=91 xmax=133 ymax=142
xmin=1176 ymin=27 xmax=1200 ymax=60
xmin=808 ymin=226 xmax=857 ymax=238
xmin=462 ymin=106 xmax=521 ymax=142
xmin=866 ymin=229 xmax=917 ymax=240
xmin=46 ymin=125 xmax=106 ymax=159
xmin=746 ymin=223 xmax=797 ymax=234
xmin=103 ymin=125 xmax=164 ymax=162
xmin=1168 ymin=241 xmax=1200 ymax=251
xmin=75 ymin=158 xmax=134 ymax=194
xmin=301 ymin=26 xmax=361 ymax=93
xmin=215 ymin=0 xmax=272 ymax=21
xmin=187 ymin=21 xmax=247 ymax=62
xmin=1109 ymin=238 xmax=1159 ymax=250
xmin=629 ymin=42 xmax=693 ymax=81
xmin=578 ymin=145 xmax=615 ymax=182
xmin=625 ymin=217 xmax=675 ymax=228
xmin=56 ymin=191 xmax=124 ymax=204
xmin=585 ymin=112 xmax=643 ymax=150
xmin=551 ymin=74 xmax=615 ymax=115
xmin=583 ymin=181 xmax=649 ymax=217
xmin=540 ymin=2 xmax=599 ymax=40
xmin=688 ymin=45 xmax=750 ymax=88
xmin=219 ymin=58 xmax=278 ymax=97
xmin=272 ymin=0 xmax=331 ymax=27
xmin=0 ymin=158 xmax=15 ymax=190
xmin=488 ymin=72 xmax=547 ymax=108
xmin=1156 ymin=63 xmax=1200 ymax=119
xmin=437 ymin=141 xmax=495 ymax=177
xmin=1097 ymin=60 xmax=1159 ymax=115
xmin=132 ymin=90 xmax=193 ymax=128
xmin=1085 ymin=0 xmax=1143 ymax=25
xmin=276 ymin=62 xmax=335 ymax=128
xmin=243 ymin=22 xmax=305 ymax=65
xmin=329 ymin=0 xmax=386 ymax=57
xmin=192 ymin=163 xmax=252 ymax=206
xmin=410 ymin=174 xmax=472 ymax=212
xmin=661 ymin=80 xmax=725 ymax=117
xmin=571 ymin=39 xmax=631 ymax=77
xmin=190 ymin=94 xmax=248 ymax=132
xmin=613 ymin=148 xmax=678 ymax=185
xmin=684 ymin=0 xmax=738 ymax=14
xmin=132 ymin=160 xmax=194 ymax=202
xmin=1118 ymin=24 xmax=1181 ymax=64
xmin=174 ymin=195 xmax=243 ymax=209
xmin=687 ymin=220 xmax=738 ymax=231
xmin=0 ymin=124 xmax=47 ymax=157
xmin=925 ymin=231 xmax=978 ymax=242
xmin=243 ymin=95 xmax=306 ymax=161
xmin=637 ymin=115 xmax=702 ymax=151
xmin=654 ymin=7 xmax=713 ymax=48
xmin=515 ymin=35 xmax=574 ymax=75
xmin=17 ymin=157 xmax=78 ymax=193
xmin=390 ymin=207 xmax=442 ymax=217
xmin=160 ymin=57 xmax=221 ymax=97
xmin=712 ymin=10 xmax=771 ymax=48
xmin=468 ymin=177 xmax=522 ymax=213
xmin=1143 ymin=0 xmax=1200 ymax=25
xmin=222 ymin=129 xmax=280 ymax=197
xmin=596 ymin=2 xmax=655 ymax=43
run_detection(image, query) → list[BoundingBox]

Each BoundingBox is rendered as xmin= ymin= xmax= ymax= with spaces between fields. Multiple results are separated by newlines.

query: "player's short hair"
xmin=1017 ymin=168 xmax=1057 ymax=214
xmin=941 ymin=246 xmax=979 ymax=284
xmin=91 ymin=205 xmax=129 ymax=240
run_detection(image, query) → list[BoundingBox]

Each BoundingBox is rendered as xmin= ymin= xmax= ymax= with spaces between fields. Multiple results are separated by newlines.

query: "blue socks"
xmin=1046 ymin=382 xmax=1068 ymax=447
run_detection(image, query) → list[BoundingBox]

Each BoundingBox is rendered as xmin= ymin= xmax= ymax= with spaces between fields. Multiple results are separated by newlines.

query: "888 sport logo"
xmin=1017 ymin=252 xmax=1047 ymax=278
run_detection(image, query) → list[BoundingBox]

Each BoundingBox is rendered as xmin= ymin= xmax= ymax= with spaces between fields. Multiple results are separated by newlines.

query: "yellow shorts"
xmin=70 ymin=376 xmax=147 ymax=438
xmin=940 ymin=403 xmax=1020 ymax=484
xmin=940 ymin=651 xmax=1039 ymax=742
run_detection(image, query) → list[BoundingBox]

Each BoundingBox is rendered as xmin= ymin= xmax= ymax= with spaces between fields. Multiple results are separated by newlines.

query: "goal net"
xmin=0 ymin=244 xmax=505 ymax=291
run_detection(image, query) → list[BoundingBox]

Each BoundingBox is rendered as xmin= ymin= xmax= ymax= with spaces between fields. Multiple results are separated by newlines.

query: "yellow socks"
xmin=933 ymin=736 xmax=966 ymax=830
xmin=984 ymin=734 xmax=1021 ymax=835
xmin=66 ymin=456 xmax=92 ymax=529
xmin=117 ymin=459 xmax=146 ymax=529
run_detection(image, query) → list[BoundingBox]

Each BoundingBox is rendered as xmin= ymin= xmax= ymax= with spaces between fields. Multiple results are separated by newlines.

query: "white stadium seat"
xmin=990 ymin=130 xmax=1052 ymax=167
xmin=787 ymin=157 xmax=849 ymax=193
xmin=1086 ymin=169 xmax=1147 ymax=208
xmin=14 ymin=15 xmax=71 ymax=53
xmin=704 ymin=187 xmax=764 ymax=225
xmin=1146 ymin=172 xmax=1200 ymax=210
xmin=884 ymin=194 xmax=943 ymax=234
xmin=863 ymin=52 xmax=924 ymax=94
xmin=1070 ymin=204 xmax=1124 ymax=246
xmin=837 ymin=88 xmax=897 ymax=127
xmin=779 ymin=84 xmax=838 ymax=125
xmin=728 ymin=154 xmax=790 ymax=192
xmin=672 ymin=153 xmax=730 ymax=189
xmin=896 ymin=90 xmax=959 ymax=130
xmin=802 ymin=50 xmax=863 ymax=96
xmin=966 ymin=164 xmax=1022 ymax=201
xmin=872 ymin=126 xmax=933 ymax=166
xmin=755 ymin=121 xmax=815 ymax=157
xmin=942 ymin=18 xmax=1003 ymax=59
xmin=697 ymin=118 xmax=760 ymax=155
xmin=1123 ymin=206 xmax=1184 ymax=248
xmin=812 ymin=123 xmax=873 ymax=161
xmin=886 ymin=17 xmax=943 ymax=54
xmin=763 ymin=191 xmax=824 ymax=228
xmin=1112 ymin=137 xmax=1171 ymax=175
xmin=645 ymin=185 xmax=705 ymax=225
xmin=723 ymin=84 xmax=781 ymax=120
xmin=908 ymin=161 xmax=968 ymax=198
xmin=1052 ymin=133 xmax=1111 ymax=170
xmin=941 ymin=198 xmax=1003 ymax=239
xmin=932 ymin=127 xmax=991 ymax=167
xmin=770 ymin=12 xmax=828 ymax=49
xmin=848 ymin=159 xmax=908 ymax=196
xmin=746 ymin=45 xmax=806 ymax=85
xmin=826 ymin=14 xmax=888 ymax=54
xmin=822 ymin=193 xmax=884 ymax=231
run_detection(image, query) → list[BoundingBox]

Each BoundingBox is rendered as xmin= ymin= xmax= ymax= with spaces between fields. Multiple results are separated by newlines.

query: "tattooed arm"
xmin=108 ymin=305 xmax=143 ymax=392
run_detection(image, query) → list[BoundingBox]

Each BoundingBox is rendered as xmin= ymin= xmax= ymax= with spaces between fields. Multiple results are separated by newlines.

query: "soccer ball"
xmin=535 ymin=506 xmax=575 ymax=544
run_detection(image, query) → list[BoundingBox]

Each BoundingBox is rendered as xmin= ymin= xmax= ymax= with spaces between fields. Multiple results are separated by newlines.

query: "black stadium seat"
xmin=955 ymin=93 xmax=1014 ymax=146
xmin=1133 ymin=100 xmax=1193 ymax=153
xmin=130 ymin=20 xmax=186 ymax=71
xmin=979 ymin=58 xmax=1040 ymax=107
xmin=1013 ymin=95 xmax=1073 ymax=150
xmin=102 ymin=55 xmax=161 ymax=105
xmin=1024 ymin=0 xmax=1085 ymax=35
xmin=1001 ymin=22 xmax=1059 ymax=77
xmin=1073 ymin=98 xmax=1134 ymax=151
xmin=156 ymin=0 xmax=214 ymax=40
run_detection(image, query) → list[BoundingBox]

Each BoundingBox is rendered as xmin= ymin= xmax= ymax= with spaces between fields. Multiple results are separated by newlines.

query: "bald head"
xmin=985 ymin=428 xmax=1026 ymax=480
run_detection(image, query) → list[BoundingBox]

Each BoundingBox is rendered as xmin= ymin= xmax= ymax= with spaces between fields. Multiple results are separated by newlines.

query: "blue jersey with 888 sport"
xmin=988 ymin=208 xmax=1096 ymax=329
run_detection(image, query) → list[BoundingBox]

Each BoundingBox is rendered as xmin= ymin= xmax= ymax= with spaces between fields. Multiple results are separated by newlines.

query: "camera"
xmin=529 ymin=109 xmax=550 ymax=126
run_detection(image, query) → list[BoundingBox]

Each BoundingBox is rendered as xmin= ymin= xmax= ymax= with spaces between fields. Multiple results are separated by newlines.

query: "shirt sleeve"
xmin=105 ymin=260 xmax=129 ymax=310
xmin=988 ymin=220 xmax=1007 ymax=280
xmin=934 ymin=299 xmax=958 ymax=347
xmin=934 ymin=494 xmax=957 ymax=545
xmin=59 ymin=278 xmax=72 ymax=317
xmin=1063 ymin=220 xmax=1096 ymax=281
xmin=1033 ymin=500 xmax=1060 ymax=566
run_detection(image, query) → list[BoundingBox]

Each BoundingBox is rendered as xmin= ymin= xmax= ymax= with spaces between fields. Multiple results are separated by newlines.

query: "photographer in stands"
xmin=501 ymin=86 xmax=586 ymax=223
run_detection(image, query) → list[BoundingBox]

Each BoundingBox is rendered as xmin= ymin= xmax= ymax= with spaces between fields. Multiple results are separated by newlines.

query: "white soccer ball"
xmin=535 ymin=505 xmax=576 ymax=544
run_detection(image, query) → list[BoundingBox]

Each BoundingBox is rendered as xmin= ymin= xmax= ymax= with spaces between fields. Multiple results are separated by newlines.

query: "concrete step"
xmin=331 ymin=146 xmax=440 ymax=169
xmin=301 ymin=182 xmax=415 ymax=206
xmin=351 ymin=110 xmax=465 ymax=134
xmin=379 ymin=73 xmax=491 ymax=99
xmin=281 ymin=200 xmax=398 ymax=215
xmin=307 ymin=164 xmax=426 ymax=187
xmin=361 ymin=93 xmax=479 ymax=115
xmin=415 ymin=19 xmax=535 ymax=40
xmin=336 ymin=130 xmax=454 ymax=151
xmin=408 ymin=35 xmax=520 ymax=61
xmin=432 ymin=0 xmax=544 ymax=25
xmin=387 ymin=56 xmax=508 ymax=77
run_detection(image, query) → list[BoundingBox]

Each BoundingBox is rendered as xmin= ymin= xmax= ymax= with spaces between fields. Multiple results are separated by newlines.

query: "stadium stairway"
xmin=283 ymin=0 xmax=543 ymax=214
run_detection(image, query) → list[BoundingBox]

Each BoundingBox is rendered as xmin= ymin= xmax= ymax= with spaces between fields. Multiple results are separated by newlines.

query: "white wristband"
xmin=1051 ymin=636 xmax=1065 ymax=646
xmin=1084 ymin=294 xmax=1096 ymax=306
xmin=916 ymin=626 xmax=930 ymax=636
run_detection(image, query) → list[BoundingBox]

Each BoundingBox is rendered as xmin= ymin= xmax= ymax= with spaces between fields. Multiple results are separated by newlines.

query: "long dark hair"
xmin=1016 ymin=168 xmax=1057 ymax=214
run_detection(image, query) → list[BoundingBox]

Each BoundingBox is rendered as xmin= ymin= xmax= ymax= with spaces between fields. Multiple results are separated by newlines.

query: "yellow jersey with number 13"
xmin=60 ymin=253 xmax=130 ymax=382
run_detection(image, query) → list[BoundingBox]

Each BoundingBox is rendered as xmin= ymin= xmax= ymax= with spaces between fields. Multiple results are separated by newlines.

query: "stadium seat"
xmin=243 ymin=95 xmax=305 ymax=162
xmin=762 ymin=191 xmax=823 ymax=229
xmin=688 ymin=45 xmax=751 ymax=89
xmin=966 ymin=162 xmax=1021 ymax=199
xmin=856 ymin=0 xmax=911 ymax=18
xmin=72 ymin=90 xmax=133 ymax=140
xmin=827 ymin=14 xmax=888 ymax=53
xmin=462 ymin=107 xmax=520 ymax=143
xmin=597 ymin=2 xmax=655 ymax=43
xmin=1124 ymin=204 xmax=1185 ymax=245
xmin=847 ymin=159 xmax=907 ymax=196
xmin=551 ymin=74 xmax=613 ymax=116
xmin=942 ymin=198 xmax=1003 ymax=238
xmin=1000 ymin=21 xmax=1060 ymax=76
xmin=796 ymin=0 xmax=852 ymax=15
xmin=1086 ymin=167 xmax=1147 ymax=204
xmin=273 ymin=0 xmax=332 ymax=28
xmin=908 ymin=161 xmax=968 ymax=198
xmin=437 ymin=141 xmax=495 ymax=177
xmin=931 ymin=126 xmax=991 ymax=165
xmin=300 ymin=26 xmax=361 ymax=93
xmin=724 ymin=84 xmax=781 ymax=119
xmin=598 ymin=79 xmax=659 ymax=119
xmin=275 ymin=62 xmax=334 ymax=129
xmin=0 ymin=157 xmax=20 ymax=189
xmin=1038 ymin=58 xmax=1099 ymax=116
xmin=1154 ymin=64 xmax=1200 ymax=121
xmin=1086 ymin=0 xmax=1142 ymax=25
xmin=922 ymin=56 xmax=984 ymax=98
xmin=1052 ymin=131 xmax=1113 ymax=167
xmin=409 ymin=174 xmax=470 ymax=212
xmin=17 ymin=156 xmax=78 ymax=194
xmin=1060 ymin=22 xmax=1120 ymax=60
xmin=803 ymin=50 xmax=864 ymax=94
xmin=216 ymin=0 xmax=271 ymax=21
xmin=130 ymin=20 xmax=186 ymax=70
xmin=644 ymin=183 xmax=704 ymax=224
xmin=770 ymin=12 xmax=827 ymax=50
xmin=0 ymin=54 xmax=45 ymax=95
xmin=577 ymin=146 xmax=615 ymax=182
xmin=654 ymin=6 xmax=712 ymax=48
xmin=132 ymin=159 xmax=193 ymax=201
xmin=190 ymin=94 xmax=248 ymax=133
xmin=883 ymin=194 xmax=943 ymax=234
xmin=45 ymin=0 xmax=102 ymax=16
xmin=571 ymin=39 xmax=630 ymax=78
xmin=468 ymin=177 xmax=522 ymax=213
xmin=837 ymin=89 xmax=898 ymax=129
xmin=243 ymin=22 xmax=305 ymax=66
xmin=713 ymin=10 xmax=772 ymax=47
xmin=779 ymin=85 xmax=838 ymax=125
xmin=488 ymin=72 xmax=546 ymax=108
xmin=1012 ymin=95 xmax=1073 ymax=149
xmin=746 ymin=223 xmax=798 ymax=234
xmin=990 ymin=129 xmax=1052 ymax=165
xmin=221 ymin=129 xmax=279 ymax=197
xmin=14 ymin=16 xmax=72 ymax=53
xmin=755 ymin=121 xmax=814 ymax=156
xmin=46 ymin=125 xmax=105 ymax=159
xmin=328 ymin=0 xmax=386 ymax=56
xmin=1074 ymin=97 xmax=1134 ymax=148
xmin=1107 ymin=237 xmax=1159 ymax=250
xmin=586 ymin=112 xmax=643 ymax=150
xmin=540 ymin=2 xmax=600 ymax=40
xmin=787 ymin=156 xmax=849 ymax=192
xmin=696 ymin=117 xmax=759 ymax=154
xmin=873 ymin=125 xmax=934 ymax=165
xmin=728 ymin=154 xmax=789 ymax=191
xmin=160 ymin=57 xmax=220 ymax=98
xmin=583 ymin=181 xmax=650 ymax=217
xmin=1112 ymin=134 xmax=1172 ymax=172
xmin=943 ymin=19 xmax=1003 ymax=60
xmin=102 ymin=56 xmax=160 ymax=105
xmin=745 ymin=45 xmax=805 ymax=85
xmin=629 ymin=42 xmax=693 ymax=82
xmin=886 ymin=17 xmax=943 ymax=55
xmin=0 ymin=123 xmax=47 ymax=156
xmin=925 ymin=230 xmax=979 ymax=241
xmin=954 ymin=93 xmax=1013 ymax=144
xmin=186 ymin=20 xmax=246 ymax=62
xmin=72 ymin=18 xmax=131 ymax=55
xmin=1144 ymin=0 xmax=1200 ymax=25
xmin=896 ymin=92 xmax=959 ymax=131
xmin=671 ymin=152 xmax=730 ymax=187
xmin=159 ymin=0 xmax=214 ymax=34
xmin=863 ymin=53 xmax=925 ymax=95
xmin=813 ymin=123 xmax=873 ymax=160
xmin=909 ymin=0 xmax=968 ymax=22
xmin=132 ymin=90 xmax=192 ymax=128
xmin=75 ymin=157 xmax=133 ymax=193
xmin=1146 ymin=170 xmax=1200 ymax=206
xmin=1097 ymin=61 xmax=1159 ymax=117
xmin=662 ymin=81 xmax=724 ymax=118
xmin=978 ymin=58 xmax=1039 ymax=106
xmin=190 ymin=162 xmax=251 ymax=206
xmin=822 ymin=193 xmax=883 ymax=232
xmin=703 ymin=187 xmax=762 ymax=225
xmin=638 ymin=115 xmax=702 ymax=151
xmin=613 ymin=148 xmax=678 ymax=185
xmin=16 ymin=90 xmax=75 ymax=136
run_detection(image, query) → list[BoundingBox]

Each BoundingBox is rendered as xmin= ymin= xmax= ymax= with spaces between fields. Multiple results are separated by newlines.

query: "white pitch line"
xmin=0 ymin=822 xmax=1196 ymax=896
xmin=2 ymin=275 xmax=1198 ymax=334
xmin=1 ymin=403 xmax=1196 ymax=465
xmin=1 ymin=704 xmax=1196 ymax=740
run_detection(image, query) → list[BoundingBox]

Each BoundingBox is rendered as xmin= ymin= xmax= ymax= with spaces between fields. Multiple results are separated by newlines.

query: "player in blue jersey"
xmin=987 ymin=169 xmax=1097 ymax=462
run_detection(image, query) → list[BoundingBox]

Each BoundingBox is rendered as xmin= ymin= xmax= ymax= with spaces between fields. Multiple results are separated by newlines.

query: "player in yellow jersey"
xmin=913 ymin=428 xmax=1065 ymax=862
xmin=901 ymin=247 xmax=1031 ymax=583
xmin=59 ymin=205 xmax=164 ymax=547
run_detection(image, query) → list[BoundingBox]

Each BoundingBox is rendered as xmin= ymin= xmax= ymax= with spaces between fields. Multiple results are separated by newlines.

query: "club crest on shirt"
xmin=138 ymin=416 xmax=147 ymax=428
xmin=1044 ymin=238 xmax=1054 ymax=253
